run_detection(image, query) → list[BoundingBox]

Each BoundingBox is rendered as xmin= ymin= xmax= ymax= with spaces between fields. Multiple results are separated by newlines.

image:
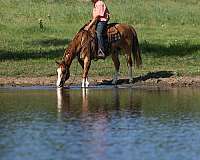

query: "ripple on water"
xmin=1 ymin=88 xmax=200 ymax=160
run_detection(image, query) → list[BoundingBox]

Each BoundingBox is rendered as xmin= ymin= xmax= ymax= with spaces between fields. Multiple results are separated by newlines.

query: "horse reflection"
xmin=56 ymin=88 xmax=142 ymax=116
xmin=111 ymin=88 xmax=142 ymax=115
xmin=80 ymin=88 xmax=142 ymax=115
xmin=82 ymin=88 xmax=89 ymax=113
xmin=56 ymin=88 xmax=70 ymax=113
xmin=128 ymin=89 xmax=142 ymax=115
xmin=56 ymin=88 xmax=89 ymax=115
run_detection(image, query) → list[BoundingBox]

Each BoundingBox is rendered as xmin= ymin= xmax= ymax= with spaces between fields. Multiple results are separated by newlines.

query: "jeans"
xmin=96 ymin=21 xmax=107 ymax=52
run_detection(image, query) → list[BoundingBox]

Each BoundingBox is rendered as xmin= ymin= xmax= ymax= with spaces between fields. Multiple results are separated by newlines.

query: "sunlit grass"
xmin=0 ymin=0 xmax=200 ymax=78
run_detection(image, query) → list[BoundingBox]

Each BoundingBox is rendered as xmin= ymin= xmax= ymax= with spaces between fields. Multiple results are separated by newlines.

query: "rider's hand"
xmin=84 ymin=25 xmax=89 ymax=31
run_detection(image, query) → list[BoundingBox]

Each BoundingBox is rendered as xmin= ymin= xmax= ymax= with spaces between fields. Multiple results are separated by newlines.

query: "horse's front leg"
xmin=82 ymin=56 xmax=91 ymax=88
xmin=78 ymin=58 xmax=87 ymax=87
xmin=82 ymin=77 xmax=90 ymax=88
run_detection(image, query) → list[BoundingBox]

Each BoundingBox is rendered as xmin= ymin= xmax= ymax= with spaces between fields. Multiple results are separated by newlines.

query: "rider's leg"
xmin=96 ymin=21 xmax=107 ymax=57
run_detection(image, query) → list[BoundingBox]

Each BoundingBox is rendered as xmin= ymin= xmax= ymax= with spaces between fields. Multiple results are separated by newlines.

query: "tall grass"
xmin=0 ymin=0 xmax=200 ymax=78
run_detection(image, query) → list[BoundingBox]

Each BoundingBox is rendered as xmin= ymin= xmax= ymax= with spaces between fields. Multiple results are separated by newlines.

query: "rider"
xmin=85 ymin=0 xmax=110 ymax=58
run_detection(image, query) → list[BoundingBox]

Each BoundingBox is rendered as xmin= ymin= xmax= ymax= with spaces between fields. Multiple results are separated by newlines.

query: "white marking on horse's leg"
xmin=85 ymin=77 xmax=89 ymax=87
xmin=82 ymin=78 xmax=89 ymax=88
xmin=82 ymin=88 xmax=88 ymax=98
xmin=128 ymin=66 xmax=133 ymax=83
xmin=82 ymin=78 xmax=85 ymax=88
xmin=112 ymin=71 xmax=119 ymax=84
xmin=56 ymin=67 xmax=62 ymax=87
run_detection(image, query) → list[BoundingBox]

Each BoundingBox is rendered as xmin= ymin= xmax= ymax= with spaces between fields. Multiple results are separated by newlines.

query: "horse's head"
xmin=56 ymin=61 xmax=70 ymax=88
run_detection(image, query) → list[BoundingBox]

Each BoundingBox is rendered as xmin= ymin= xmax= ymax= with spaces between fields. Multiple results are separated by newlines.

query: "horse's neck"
xmin=63 ymin=30 xmax=84 ymax=67
xmin=63 ymin=46 xmax=76 ymax=68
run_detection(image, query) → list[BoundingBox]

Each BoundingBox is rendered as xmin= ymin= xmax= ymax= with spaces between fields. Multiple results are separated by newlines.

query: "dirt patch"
xmin=1 ymin=75 xmax=200 ymax=88
xmin=0 ymin=76 xmax=108 ymax=87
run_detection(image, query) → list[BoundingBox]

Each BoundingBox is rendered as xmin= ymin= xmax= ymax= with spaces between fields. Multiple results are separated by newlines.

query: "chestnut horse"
xmin=56 ymin=22 xmax=142 ymax=88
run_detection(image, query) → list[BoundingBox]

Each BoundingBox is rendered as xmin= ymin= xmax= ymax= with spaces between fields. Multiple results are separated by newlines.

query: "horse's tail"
xmin=130 ymin=26 xmax=142 ymax=68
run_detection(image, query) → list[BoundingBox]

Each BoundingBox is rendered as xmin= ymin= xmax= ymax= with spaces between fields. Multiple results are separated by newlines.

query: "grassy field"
xmin=0 ymin=0 xmax=200 ymax=79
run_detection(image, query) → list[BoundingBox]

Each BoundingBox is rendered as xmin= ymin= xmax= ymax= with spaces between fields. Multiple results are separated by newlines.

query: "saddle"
xmin=80 ymin=22 xmax=121 ymax=59
xmin=106 ymin=23 xmax=121 ymax=43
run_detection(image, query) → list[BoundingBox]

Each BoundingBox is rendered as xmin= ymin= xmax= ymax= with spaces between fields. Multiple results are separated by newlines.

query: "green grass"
xmin=0 ymin=0 xmax=200 ymax=79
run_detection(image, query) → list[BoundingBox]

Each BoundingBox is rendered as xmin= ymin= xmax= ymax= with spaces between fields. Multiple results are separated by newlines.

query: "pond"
xmin=1 ymin=86 xmax=200 ymax=160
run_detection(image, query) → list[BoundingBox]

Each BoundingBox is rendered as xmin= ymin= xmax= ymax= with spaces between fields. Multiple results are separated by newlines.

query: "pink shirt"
xmin=93 ymin=0 xmax=109 ymax=22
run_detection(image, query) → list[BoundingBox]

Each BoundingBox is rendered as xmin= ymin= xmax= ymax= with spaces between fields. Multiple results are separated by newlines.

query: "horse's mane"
xmin=62 ymin=25 xmax=86 ymax=60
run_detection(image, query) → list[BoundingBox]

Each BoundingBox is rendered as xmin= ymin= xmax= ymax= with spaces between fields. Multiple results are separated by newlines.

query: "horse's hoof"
xmin=81 ymin=84 xmax=89 ymax=88
xmin=129 ymin=79 xmax=133 ymax=84
xmin=112 ymin=80 xmax=117 ymax=85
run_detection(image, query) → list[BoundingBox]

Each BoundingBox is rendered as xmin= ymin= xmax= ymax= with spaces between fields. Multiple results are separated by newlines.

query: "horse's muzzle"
xmin=56 ymin=81 xmax=64 ymax=88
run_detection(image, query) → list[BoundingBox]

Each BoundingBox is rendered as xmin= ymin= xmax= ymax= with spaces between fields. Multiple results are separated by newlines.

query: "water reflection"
xmin=2 ymin=88 xmax=200 ymax=160
xmin=56 ymin=87 xmax=142 ymax=118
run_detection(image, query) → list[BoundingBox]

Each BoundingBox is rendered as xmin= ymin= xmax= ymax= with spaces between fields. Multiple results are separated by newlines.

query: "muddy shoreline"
xmin=1 ymin=75 xmax=200 ymax=88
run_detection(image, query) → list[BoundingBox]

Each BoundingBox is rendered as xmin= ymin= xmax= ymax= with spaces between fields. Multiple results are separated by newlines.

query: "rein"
xmin=69 ymin=58 xmax=79 ymax=86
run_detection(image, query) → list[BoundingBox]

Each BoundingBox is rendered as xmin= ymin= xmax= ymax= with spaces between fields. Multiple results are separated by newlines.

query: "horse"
xmin=56 ymin=21 xmax=142 ymax=88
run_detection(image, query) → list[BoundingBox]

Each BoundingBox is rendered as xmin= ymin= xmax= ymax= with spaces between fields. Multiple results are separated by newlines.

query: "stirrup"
xmin=97 ymin=49 xmax=105 ymax=58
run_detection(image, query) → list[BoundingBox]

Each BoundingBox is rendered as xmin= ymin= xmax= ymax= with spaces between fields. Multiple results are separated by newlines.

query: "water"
xmin=1 ymin=86 xmax=200 ymax=160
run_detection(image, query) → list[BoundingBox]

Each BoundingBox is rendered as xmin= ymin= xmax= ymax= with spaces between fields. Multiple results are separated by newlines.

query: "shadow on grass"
xmin=1 ymin=38 xmax=200 ymax=61
xmin=141 ymin=40 xmax=200 ymax=56
xmin=0 ymin=38 xmax=71 ymax=61
xmin=0 ymin=49 xmax=65 ymax=61
xmin=31 ymin=38 xmax=71 ymax=47
xmin=100 ymin=71 xmax=175 ymax=85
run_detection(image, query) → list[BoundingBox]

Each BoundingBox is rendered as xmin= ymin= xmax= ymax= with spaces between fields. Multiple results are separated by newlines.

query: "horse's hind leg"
xmin=111 ymin=51 xmax=120 ymax=84
xmin=128 ymin=58 xmax=133 ymax=83
xmin=124 ymin=47 xmax=133 ymax=83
